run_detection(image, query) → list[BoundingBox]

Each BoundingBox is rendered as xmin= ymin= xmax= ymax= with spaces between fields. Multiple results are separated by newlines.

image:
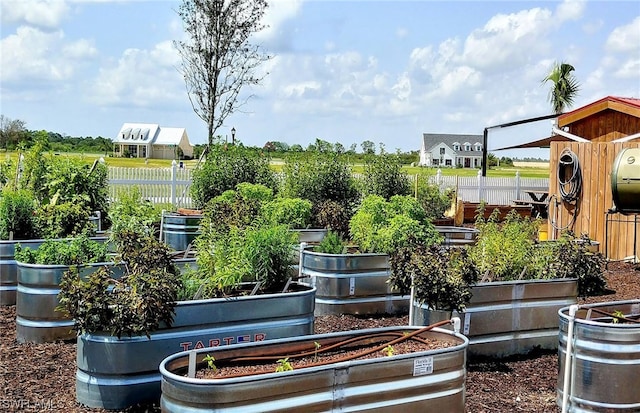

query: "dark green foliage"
xmin=360 ymin=150 xmax=411 ymax=200
xmin=314 ymin=230 xmax=346 ymax=254
xmin=415 ymin=174 xmax=455 ymax=220
xmin=311 ymin=200 xmax=351 ymax=238
xmin=389 ymin=245 xmax=479 ymax=312
xmin=281 ymin=152 xmax=360 ymax=211
xmin=0 ymin=189 xmax=38 ymax=240
xmin=58 ymin=231 xmax=182 ymax=338
xmin=190 ymin=144 xmax=276 ymax=209
xmin=244 ymin=224 xmax=297 ymax=291
xmin=15 ymin=234 xmax=108 ymax=265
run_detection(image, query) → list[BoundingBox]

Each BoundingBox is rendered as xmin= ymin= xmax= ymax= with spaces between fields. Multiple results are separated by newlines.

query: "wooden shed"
xmin=547 ymin=96 xmax=640 ymax=261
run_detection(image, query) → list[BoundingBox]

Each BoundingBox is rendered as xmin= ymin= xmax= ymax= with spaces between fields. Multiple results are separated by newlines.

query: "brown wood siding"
xmin=568 ymin=111 xmax=640 ymax=142
xmin=549 ymin=142 xmax=640 ymax=261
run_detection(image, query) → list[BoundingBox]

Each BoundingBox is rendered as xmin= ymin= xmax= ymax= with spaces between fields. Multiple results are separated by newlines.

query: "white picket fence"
xmin=107 ymin=164 xmax=549 ymax=208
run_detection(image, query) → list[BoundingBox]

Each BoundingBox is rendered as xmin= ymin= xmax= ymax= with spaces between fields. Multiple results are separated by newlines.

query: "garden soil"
xmin=1 ymin=261 xmax=639 ymax=413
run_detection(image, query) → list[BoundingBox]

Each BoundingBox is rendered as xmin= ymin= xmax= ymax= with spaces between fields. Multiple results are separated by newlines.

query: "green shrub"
xmin=281 ymin=152 xmax=360 ymax=211
xmin=349 ymin=194 xmax=442 ymax=254
xmin=190 ymin=144 xmax=276 ymax=209
xmin=58 ymin=231 xmax=182 ymax=338
xmin=34 ymin=202 xmax=93 ymax=239
xmin=415 ymin=174 xmax=455 ymax=220
xmin=108 ymin=186 xmax=161 ymax=245
xmin=15 ymin=234 xmax=107 ymax=265
xmin=311 ymin=200 xmax=351 ymax=238
xmin=360 ymin=149 xmax=411 ymax=200
xmin=261 ymin=197 xmax=312 ymax=228
xmin=0 ymin=189 xmax=38 ymax=240
xmin=313 ymin=230 xmax=345 ymax=254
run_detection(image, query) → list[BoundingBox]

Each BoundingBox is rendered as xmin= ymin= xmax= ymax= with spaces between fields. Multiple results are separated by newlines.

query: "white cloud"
xmin=0 ymin=0 xmax=70 ymax=29
xmin=396 ymin=27 xmax=409 ymax=39
xmin=90 ymin=41 xmax=183 ymax=107
xmin=605 ymin=16 xmax=640 ymax=53
xmin=555 ymin=0 xmax=586 ymax=22
xmin=0 ymin=25 xmax=95 ymax=83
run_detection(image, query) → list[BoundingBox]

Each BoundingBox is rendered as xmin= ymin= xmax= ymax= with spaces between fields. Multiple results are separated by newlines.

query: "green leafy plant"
xmin=612 ymin=310 xmax=625 ymax=324
xmin=275 ymin=357 xmax=294 ymax=373
xmin=15 ymin=233 xmax=108 ymax=265
xmin=203 ymin=354 xmax=217 ymax=371
xmin=0 ymin=188 xmax=38 ymax=240
xmin=190 ymin=144 xmax=276 ymax=209
xmin=260 ymin=197 xmax=312 ymax=229
xmin=314 ymin=230 xmax=345 ymax=254
xmin=33 ymin=202 xmax=94 ymax=240
xmin=311 ymin=200 xmax=352 ymax=238
xmin=360 ymin=147 xmax=411 ymax=200
xmin=415 ymin=174 xmax=455 ymax=220
xmin=313 ymin=341 xmax=321 ymax=362
xmin=108 ymin=186 xmax=162 ymax=244
xmin=349 ymin=195 xmax=442 ymax=254
xmin=382 ymin=344 xmax=395 ymax=357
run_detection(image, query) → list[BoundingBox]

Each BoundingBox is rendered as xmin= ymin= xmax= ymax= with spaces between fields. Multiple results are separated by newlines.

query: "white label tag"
xmin=463 ymin=314 xmax=471 ymax=335
xmin=413 ymin=357 xmax=434 ymax=376
xmin=349 ymin=277 xmax=355 ymax=295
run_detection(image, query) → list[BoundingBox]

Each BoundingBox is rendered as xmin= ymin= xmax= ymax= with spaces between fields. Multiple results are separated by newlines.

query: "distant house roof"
xmin=422 ymin=133 xmax=484 ymax=155
xmin=112 ymin=123 xmax=188 ymax=146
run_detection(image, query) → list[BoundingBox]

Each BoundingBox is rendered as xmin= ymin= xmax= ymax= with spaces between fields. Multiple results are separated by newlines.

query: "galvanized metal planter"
xmin=76 ymin=282 xmax=316 ymax=410
xmin=412 ymin=278 xmax=578 ymax=357
xmin=160 ymin=325 xmax=468 ymax=413
xmin=1 ymin=235 xmax=108 ymax=306
xmin=300 ymin=250 xmax=409 ymax=316
xmin=161 ymin=213 xmax=203 ymax=252
xmin=291 ymin=228 xmax=327 ymax=244
xmin=557 ymin=299 xmax=640 ymax=412
xmin=435 ymin=226 xmax=479 ymax=247
xmin=16 ymin=261 xmax=121 ymax=343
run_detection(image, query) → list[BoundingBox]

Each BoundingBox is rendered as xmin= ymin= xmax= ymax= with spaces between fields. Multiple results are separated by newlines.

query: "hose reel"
xmin=550 ymin=149 xmax=582 ymax=232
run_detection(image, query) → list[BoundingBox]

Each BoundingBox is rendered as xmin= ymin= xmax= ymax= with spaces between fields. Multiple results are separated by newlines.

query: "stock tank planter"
xmin=161 ymin=211 xmax=203 ymax=252
xmin=412 ymin=277 xmax=578 ymax=357
xmin=76 ymin=282 xmax=316 ymax=410
xmin=557 ymin=299 xmax=640 ymax=412
xmin=292 ymin=228 xmax=327 ymax=244
xmin=300 ymin=249 xmax=409 ymax=316
xmin=160 ymin=323 xmax=468 ymax=413
xmin=0 ymin=238 xmax=46 ymax=306
xmin=435 ymin=226 xmax=479 ymax=247
xmin=16 ymin=261 xmax=122 ymax=343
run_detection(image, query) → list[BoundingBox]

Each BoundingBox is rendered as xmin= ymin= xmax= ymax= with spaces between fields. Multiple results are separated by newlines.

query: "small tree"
xmin=174 ymin=0 xmax=271 ymax=146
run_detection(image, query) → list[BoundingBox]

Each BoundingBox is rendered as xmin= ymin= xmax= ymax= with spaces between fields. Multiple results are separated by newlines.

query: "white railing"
xmin=108 ymin=166 xmax=549 ymax=208
xmin=108 ymin=161 xmax=194 ymax=208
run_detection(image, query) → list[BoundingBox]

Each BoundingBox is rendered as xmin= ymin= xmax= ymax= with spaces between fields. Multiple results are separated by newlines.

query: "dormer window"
xmin=464 ymin=142 xmax=471 ymax=151
xmin=475 ymin=143 xmax=482 ymax=151
xmin=453 ymin=142 xmax=460 ymax=151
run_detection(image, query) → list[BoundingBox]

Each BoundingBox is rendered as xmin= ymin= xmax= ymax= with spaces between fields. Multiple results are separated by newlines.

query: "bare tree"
xmin=174 ymin=0 xmax=271 ymax=146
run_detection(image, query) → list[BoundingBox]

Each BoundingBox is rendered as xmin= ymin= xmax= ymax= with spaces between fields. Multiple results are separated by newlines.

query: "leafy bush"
xmin=360 ymin=149 xmax=411 ymax=200
xmin=311 ymin=200 xmax=351 ymax=238
xmin=349 ymin=195 xmax=442 ymax=254
xmin=415 ymin=174 xmax=455 ymax=220
xmin=15 ymin=234 xmax=107 ymax=265
xmin=57 ymin=231 xmax=182 ymax=338
xmin=261 ymin=197 xmax=312 ymax=228
xmin=108 ymin=186 xmax=161 ymax=244
xmin=389 ymin=245 xmax=479 ymax=312
xmin=0 ymin=189 xmax=38 ymax=240
xmin=190 ymin=144 xmax=276 ymax=209
xmin=313 ymin=230 xmax=346 ymax=254
xmin=281 ymin=151 xmax=360 ymax=212
xmin=34 ymin=202 xmax=94 ymax=239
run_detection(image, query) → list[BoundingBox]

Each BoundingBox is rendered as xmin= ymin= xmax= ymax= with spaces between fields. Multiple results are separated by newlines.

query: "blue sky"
xmin=1 ymin=0 xmax=639 ymax=159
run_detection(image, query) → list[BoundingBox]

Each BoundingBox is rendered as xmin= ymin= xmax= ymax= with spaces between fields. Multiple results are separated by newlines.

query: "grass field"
xmin=1 ymin=150 xmax=550 ymax=179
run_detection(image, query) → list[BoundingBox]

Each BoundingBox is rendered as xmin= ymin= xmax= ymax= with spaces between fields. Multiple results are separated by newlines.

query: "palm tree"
xmin=542 ymin=62 xmax=580 ymax=114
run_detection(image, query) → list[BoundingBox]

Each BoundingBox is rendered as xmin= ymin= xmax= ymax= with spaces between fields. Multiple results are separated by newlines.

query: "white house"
xmin=112 ymin=123 xmax=194 ymax=159
xmin=419 ymin=133 xmax=484 ymax=168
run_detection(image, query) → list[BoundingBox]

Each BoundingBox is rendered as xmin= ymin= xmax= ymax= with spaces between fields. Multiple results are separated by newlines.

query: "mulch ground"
xmin=1 ymin=260 xmax=638 ymax=412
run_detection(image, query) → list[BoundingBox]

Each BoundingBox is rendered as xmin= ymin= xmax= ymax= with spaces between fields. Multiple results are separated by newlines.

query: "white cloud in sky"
xmin=0 ymin=0 xmax=70 ymax=29
xmin=605 ymin=16 xmax=640 ymax=53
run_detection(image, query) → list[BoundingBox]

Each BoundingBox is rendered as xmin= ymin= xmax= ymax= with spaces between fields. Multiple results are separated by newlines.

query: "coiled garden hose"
xmin=551 ymin=149 xmax=582 ymax=232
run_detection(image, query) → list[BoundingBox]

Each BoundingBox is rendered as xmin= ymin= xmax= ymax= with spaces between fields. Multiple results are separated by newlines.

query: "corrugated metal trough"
xmin=435 ymin=226 xmax=479 ymax=247
xmin=16 ymin=261 xmax=121 ymax=343
xmin=160 ymin=325 xmax=468 ymax=412
xmin=557 ymin=299 xmax=640 ymax=412
xmin=76 ymin=282 xmax=316 ymax=410
xmin=162 ymin=213 xmax=203 ymax=252
xmin=0 ymin=235 xmax=108 ymax=306
xmin=300 ymin=250 xmax=409 ymax=316
xmin=412 ymin=278 xmax=578 ymax=357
